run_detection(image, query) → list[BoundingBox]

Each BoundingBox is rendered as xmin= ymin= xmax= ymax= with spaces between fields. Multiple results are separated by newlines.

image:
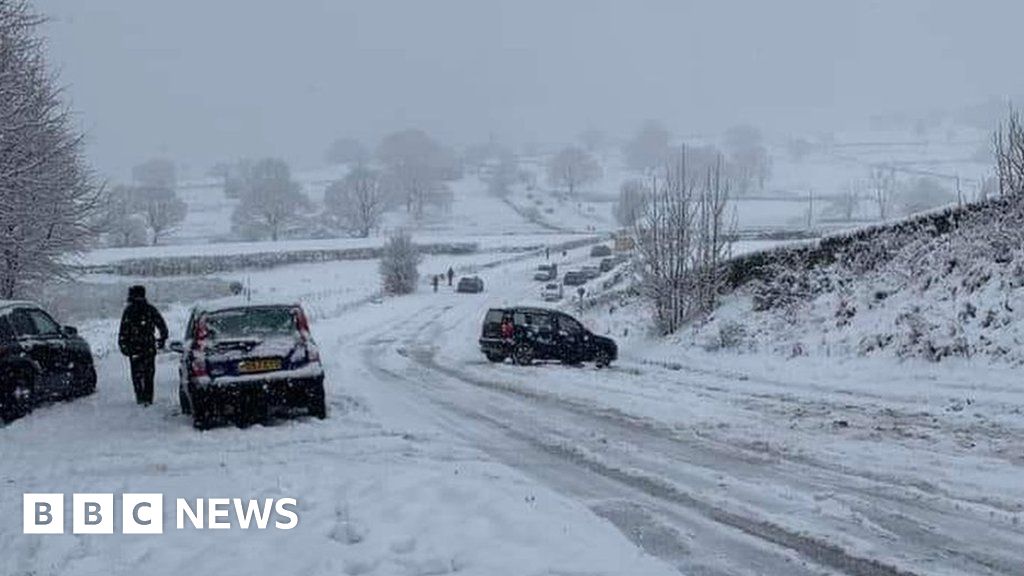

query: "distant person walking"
xmin=446 ymin=267 xmax=454 ymax=286
xmin=545 ymin=247 xmax=550 ymax=260
xmin=432 ymin=274 xmax=439 ymax=292
xmin=117 ymin=285 xmax=168 ymax=406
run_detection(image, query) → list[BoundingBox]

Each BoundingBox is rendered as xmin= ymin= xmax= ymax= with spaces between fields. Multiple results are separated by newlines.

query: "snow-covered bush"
xmin=379 ymin=232 xmax=422 ymax=295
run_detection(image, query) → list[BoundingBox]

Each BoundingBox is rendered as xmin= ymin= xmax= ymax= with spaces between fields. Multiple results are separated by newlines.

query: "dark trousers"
xmin=129 ymin=354 xmax=156 ymax=405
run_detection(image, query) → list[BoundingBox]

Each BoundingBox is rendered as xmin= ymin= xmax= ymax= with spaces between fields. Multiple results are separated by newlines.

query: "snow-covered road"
xmin=2 ymin=244 xmax=1022 ymax=575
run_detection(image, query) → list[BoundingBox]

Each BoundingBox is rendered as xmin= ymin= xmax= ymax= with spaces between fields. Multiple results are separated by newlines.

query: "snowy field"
xmin=3 ymin=234 xmax=1022 ymax=575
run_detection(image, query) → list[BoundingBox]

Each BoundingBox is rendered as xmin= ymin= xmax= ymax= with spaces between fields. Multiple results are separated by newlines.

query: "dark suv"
xmin=479 ymin=307 xmax=617 ymax=368
xmin=0 ymin=301 xmax=96 ymax=422
xmin=170 ymin=302 xmax=326 ymax=429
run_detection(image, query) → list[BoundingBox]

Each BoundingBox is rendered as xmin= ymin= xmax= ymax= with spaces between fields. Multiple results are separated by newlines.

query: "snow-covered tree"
xmin=324 ymin=165 xmax=384 ymax=238
xmin=231 ymin=158 xmax=308 ymax=241
xmin=0 ymin=1 xmax=99 ymax=298
xmin=101 ymin=185 xmax=148 ymax=247
xmin=377 ymin=129 xmax=456 ymax=219
xmin=825 ymin=181 xmax=862 ymax=222
xmin=623 ymin=120 xmax=671 ymax=172
xmin=546 ymin=146 xmax=601 ymax=197
xmin=378 ymin=231 xmax=421 ymax=295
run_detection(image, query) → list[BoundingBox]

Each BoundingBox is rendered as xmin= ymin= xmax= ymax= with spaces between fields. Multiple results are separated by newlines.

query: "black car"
xmin=590 ymin=244 xmax=612 ymax=258
xmin=563 ymin=271 xmax=588 ymax=286
xmin=533 ymin=264 xmax=557 ymax=282
xmin=169 ymin=302 xmax=326 ymax=429
xmin=457 ymin=276 xmax=485 ymax=293
xmin=0 ymin=301 xmax=96 ymax=422
xmin=479 ymin=307 xmax=617 ymax=368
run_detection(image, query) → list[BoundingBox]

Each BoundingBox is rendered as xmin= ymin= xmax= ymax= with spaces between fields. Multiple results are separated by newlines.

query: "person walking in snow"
xmin=432 ymin=274 xmax=439 ymax=292
xmin=446 ymin=267 xmax=454 ymax=286
xmin=117 ymin=285 xmax=168 ymax=406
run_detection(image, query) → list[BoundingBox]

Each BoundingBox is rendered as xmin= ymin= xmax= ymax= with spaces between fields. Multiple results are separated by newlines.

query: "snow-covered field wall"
xmin=698 ymin=193 xmax=1024 ymax=363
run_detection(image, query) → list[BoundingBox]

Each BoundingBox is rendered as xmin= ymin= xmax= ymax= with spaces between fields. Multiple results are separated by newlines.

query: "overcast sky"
xmin=33 ymin=0 xmax=1024 ymax=179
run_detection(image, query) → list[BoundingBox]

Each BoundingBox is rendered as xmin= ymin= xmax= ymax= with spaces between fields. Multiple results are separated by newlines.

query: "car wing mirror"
xmin=168 ymin=340 xmax=185 ymax=354
xmin=61 ymin=325 xmax=78 ymax=337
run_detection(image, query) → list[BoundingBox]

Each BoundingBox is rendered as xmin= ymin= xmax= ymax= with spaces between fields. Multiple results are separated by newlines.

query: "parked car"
xmin=170 ymin=302 xmax=326 ymax=429
xmin=581 ymin=265 xmax=601 ymax=280
xmin=0 ymin=301 xmax=96 ymax=422
xmin=562 ymin=271 xmax=588 ymax=286
xmin=540 ymin=283 xmax=563 ymax=302
xmin=590 ymin=244 xmax=612 ymax=258
xmin=456 ymin=276 xmax=485 ymax=293
xmin=599 ymin=257 xmax=617 ymax=273
xmin=478 ymin=307 xmax=617 ymax=367
xmin=533 ymin=263 xmax=557 ymax=282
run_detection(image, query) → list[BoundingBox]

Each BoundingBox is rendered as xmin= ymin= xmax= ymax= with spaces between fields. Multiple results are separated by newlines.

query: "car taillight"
xmin=189 ymin=354 xmax=208 ymax=377
xmin=194 ymin=316 xmax=209 ymax=348
xmin=294 ymin=307 xmax=311 ymax=339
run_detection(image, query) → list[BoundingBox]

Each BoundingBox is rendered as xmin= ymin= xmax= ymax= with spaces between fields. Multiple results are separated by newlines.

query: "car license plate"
xmin=238 ymin=358 xmax=282 ymax=373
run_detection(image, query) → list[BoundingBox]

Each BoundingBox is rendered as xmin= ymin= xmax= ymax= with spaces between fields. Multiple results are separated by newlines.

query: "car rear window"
xmin=484 ymin=310 xmax=505 ymax=325
xmin=204 ymin=307 xmax=297 ymax=339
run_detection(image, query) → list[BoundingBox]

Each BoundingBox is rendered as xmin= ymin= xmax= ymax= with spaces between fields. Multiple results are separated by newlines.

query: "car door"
xmin=556 ymin=314 xmax=586 ymax=361
xmin=8 ymin=308 xmax=66 ymax=398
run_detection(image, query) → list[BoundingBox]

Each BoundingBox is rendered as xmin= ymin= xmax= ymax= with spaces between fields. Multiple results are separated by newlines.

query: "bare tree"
xmin=485 ymin=152 xmax=520 ymax=198
xmin=623 ymin=120 xmax=671 ymax=172
xmin=898 ymin=177 xmax=954 ymax=216
xmin=231 ymin=158 xmax=308 ymax=241
xmin=826 ymin=181 xmax=862 ymax=222
xmin=379 ymin=231 xmax=421 ymax=295
xmin=869 ymin=165 xmax=897 ymax=220
xmin=724 ymin=124 xmax=771 ymax=195
xmin=324 ymin=137 xmax=368 ymax=166
xmin=632 ymin=148 xmax=732 ymax=334
xmin=132 ymin=158 xmax=176 ymax=189
xmin=134 ymin=185 xmax=187 ymax=245
xmin=613 ymin=178 xmax=647 ymax=227
xmin=324 ymin=165 xmax=384 ymax=237
xmin=0 ymin=1 xmax=100 ymax=298
xmin=994 ymin=105 xmax=1024 ymax=196
xmin=377 ymin=129 xmax=456 ymax=220
xmin=546 ymin=145 xmax=602 ymax=197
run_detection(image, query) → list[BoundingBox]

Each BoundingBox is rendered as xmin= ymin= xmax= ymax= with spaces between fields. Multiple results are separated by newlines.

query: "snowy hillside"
xmin=690 ymin=193 xmax=1024 ymax=363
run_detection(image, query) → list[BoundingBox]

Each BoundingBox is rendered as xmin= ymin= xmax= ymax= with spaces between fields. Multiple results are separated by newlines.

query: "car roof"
xmin=191 ymin=299 xmax=302 ymax=316
xmin=489 ymin=306 xmax=561 ymax=315
xmin=0 ymin=300 xmax=40 ymax=312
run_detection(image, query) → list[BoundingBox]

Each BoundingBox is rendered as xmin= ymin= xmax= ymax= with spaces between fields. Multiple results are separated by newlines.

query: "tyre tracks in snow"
xmin=355 ymin=302 xmax=1023 ymax=576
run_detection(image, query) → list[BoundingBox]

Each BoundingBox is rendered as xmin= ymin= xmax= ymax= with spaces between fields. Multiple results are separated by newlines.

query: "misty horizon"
xmin=35 ymin=0 xmax=1024 ymax=179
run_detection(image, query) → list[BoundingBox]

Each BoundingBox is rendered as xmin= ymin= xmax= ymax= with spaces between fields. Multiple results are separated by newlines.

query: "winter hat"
xmin=127 ymin=285 xmax=146 ymax=302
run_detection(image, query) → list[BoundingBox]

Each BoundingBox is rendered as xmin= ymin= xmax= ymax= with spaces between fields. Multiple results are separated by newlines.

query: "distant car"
xmin=562 ymin=271 xmax=588 ymax=286
xmin=540 ymin=283 xmax=563 ymax=302
xmin=479 ymin=307 xmax=617 ymax=367
xmin=599 ymin=257 xmax=617 ymax=273
xmin=590 ymin=244 xmax=612 ymax=258
xmin=581 ymin=265 xmax=601 ymax=280
xmin=457 ymin=276 xmax=485 ymax=293
xmin=533 ymin=264 xmax=557 ymax=282
xmin=170 ymin=302 xmax=326 ymax=429
xmin=0 ymin=301 xmax=96 ymax=422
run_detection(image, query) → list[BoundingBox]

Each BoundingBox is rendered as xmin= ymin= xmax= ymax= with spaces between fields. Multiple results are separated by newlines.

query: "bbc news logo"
xmin=23 ymin=494 xmax=299 ymax=534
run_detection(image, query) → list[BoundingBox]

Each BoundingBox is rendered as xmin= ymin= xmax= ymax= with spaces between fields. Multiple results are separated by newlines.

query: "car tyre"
xmin=594 ymin=349 xmax=612 ymax=369
xmin=179 ymin=387 xmax=192 ymax=415
xmin=1 ymin=371 xmax=34 ymax=423
xmin=485 ymin=352 xmax=506 ymax=363
xmin=512 ymin=344 xmax=534 ymax=366
xmin=308 ymin=384 xmax=327 ymax=420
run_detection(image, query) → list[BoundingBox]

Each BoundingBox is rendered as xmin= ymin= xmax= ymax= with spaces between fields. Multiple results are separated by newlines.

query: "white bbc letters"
xmin=73 ymin=493 xmax=114 ymax=534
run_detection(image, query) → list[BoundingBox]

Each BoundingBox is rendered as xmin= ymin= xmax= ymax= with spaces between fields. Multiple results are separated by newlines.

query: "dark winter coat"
xmin=118 ymin=300 xmax=168 ymax=358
